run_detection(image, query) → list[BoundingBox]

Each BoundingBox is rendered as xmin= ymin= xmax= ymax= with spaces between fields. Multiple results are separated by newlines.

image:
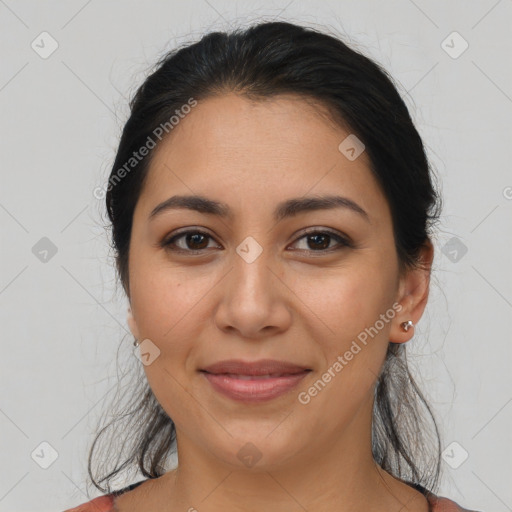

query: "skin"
xmin=118 ymin=92 xmax=434 ymax=512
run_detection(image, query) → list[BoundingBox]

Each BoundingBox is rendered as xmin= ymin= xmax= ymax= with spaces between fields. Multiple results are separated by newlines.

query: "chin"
xmin=201 ymin=429 xmax=304 ymax=472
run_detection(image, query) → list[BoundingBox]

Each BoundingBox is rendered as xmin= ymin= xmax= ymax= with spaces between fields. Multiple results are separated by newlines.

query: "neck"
xmin=147 ymin=394 xmax=428 ymax=512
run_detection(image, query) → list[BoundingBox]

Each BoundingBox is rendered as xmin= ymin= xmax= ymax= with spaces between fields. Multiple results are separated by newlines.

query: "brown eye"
xmin=306 ymin=233 xmax=331 ymax=250
xmin=290 ymin=229 xmax=352 ymax=253
xmin=181 ymin=232 xmax=210 ymax=250
xmin=162 ymin=230 xmax=218 ymax=253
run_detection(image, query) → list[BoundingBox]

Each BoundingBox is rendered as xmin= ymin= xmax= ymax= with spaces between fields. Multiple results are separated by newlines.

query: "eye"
xmin=161 ymin=229 xmax=219 ymax=254
xmin=161 ymin=228 xmax=352 ymax=255
xmin=290 ymin=228 xmax=353 ymax=253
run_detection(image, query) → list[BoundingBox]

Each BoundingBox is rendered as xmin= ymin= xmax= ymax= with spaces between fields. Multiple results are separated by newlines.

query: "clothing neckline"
xmin=112 ymin=478 xmax=435 ymax=511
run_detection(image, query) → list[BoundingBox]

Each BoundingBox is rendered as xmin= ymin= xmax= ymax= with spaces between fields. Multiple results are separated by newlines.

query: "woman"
xmin=64 ymin=21 xmax=481 ymax=512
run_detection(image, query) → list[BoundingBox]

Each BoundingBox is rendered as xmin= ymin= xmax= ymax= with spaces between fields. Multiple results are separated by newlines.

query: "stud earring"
xmin=401 ymin=320 xmax=414 ymax=332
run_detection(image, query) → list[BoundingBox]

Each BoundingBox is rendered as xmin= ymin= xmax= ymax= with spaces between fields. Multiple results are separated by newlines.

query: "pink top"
xmin=63 ymin=486 xmax=481 ymax=512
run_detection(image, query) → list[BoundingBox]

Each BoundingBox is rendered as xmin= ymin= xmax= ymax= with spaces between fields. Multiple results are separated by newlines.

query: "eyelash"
xmin=161 ymin=228 xmax=353 ymax=255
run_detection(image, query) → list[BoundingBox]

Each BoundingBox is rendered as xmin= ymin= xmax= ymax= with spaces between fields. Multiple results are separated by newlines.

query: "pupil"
xmin=188 ymin=233 xmax=208 ymax=249
xmin=309 ymin=234 xmax=329 ymax=250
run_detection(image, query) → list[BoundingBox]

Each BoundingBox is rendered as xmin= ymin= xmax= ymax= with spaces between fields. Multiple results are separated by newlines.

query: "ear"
xmin=127 ymin=307 xmax=141 ymax=342
xmin=389 ymin=240 xmax=434 ymax=344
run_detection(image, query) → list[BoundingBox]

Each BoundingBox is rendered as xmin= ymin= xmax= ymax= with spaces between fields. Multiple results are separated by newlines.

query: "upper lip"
xmin=201 ymin=359 xmax=311 ymax=376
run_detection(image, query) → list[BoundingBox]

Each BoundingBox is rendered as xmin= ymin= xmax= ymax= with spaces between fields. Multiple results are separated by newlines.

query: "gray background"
xmin=1 ymin=1 xmax=511 ymax=511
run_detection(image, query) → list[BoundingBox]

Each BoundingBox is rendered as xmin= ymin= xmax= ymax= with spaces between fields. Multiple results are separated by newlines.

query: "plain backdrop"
xmin=1 ymin=1 xmax=511 ymax=511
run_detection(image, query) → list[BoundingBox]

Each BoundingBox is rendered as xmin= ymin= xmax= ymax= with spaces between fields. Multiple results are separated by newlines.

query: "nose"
xmin=212 ymin=242 xmax=293 ymax=340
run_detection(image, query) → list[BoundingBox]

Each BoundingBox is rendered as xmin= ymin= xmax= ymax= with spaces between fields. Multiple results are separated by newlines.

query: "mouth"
xmin=199 ymin=359 xmax=312 ymax=403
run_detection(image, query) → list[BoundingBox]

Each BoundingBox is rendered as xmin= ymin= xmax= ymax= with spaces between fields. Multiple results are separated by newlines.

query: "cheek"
xmin=292 ymin=265 xmax=395 ymax=345
xmin=129 ymin=263 xmax=217 ymax=397
xmin=291 ymin=266 xmax=394 ymax=402
xmin=130 ymin=271 xmax=201 ymax=427
xmin=129 ymin=257 xmax=208 ymax=340
xmin=294 ymin=275 xmax=391 ymax=434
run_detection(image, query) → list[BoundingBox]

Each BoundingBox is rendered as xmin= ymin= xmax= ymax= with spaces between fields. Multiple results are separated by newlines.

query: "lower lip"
xmin=201 ymin=371 xmax=310 ymax=403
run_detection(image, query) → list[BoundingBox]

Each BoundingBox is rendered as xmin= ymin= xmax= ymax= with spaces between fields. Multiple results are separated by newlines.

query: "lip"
xmin=200 ymin=359 xmax=311 ymax=403
xmin=201 ymin=359 xmax=311 ymax=376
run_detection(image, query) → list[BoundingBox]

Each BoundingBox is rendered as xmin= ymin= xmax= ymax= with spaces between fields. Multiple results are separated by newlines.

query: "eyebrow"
xmin=149 ymin=194 xmax=370 ymax=224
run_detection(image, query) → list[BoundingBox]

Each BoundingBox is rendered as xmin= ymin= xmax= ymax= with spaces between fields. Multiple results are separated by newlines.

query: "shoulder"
xmin=406 ymin=482 xmax=481 ymax=512
xmin=430 ymin=494 xmax=483 ymax=512
xmin=62 ymin=480 xmax=147 ymax=512
xmin=62 ymin=494 xmax=115 ymax=512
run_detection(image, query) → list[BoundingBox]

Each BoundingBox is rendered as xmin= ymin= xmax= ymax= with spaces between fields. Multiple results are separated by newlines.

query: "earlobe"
xmin=389 ymin=241 xmax=434 ymax=344
xmin=127 ymin=307 xmax=140 ymax=342
xmin=389 ymin=314 xmax=416 ymax=345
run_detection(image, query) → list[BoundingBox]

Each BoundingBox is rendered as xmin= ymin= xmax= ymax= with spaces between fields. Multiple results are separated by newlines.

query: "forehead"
xmin=157 ymin=92 xmax=348 ymax=161
xmin=137 ymin=93 xmax=390 ymax=226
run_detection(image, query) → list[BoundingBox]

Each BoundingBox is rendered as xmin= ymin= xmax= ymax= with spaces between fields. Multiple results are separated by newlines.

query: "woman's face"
xmin=127 ymin=93 xmax=423 ymax=471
